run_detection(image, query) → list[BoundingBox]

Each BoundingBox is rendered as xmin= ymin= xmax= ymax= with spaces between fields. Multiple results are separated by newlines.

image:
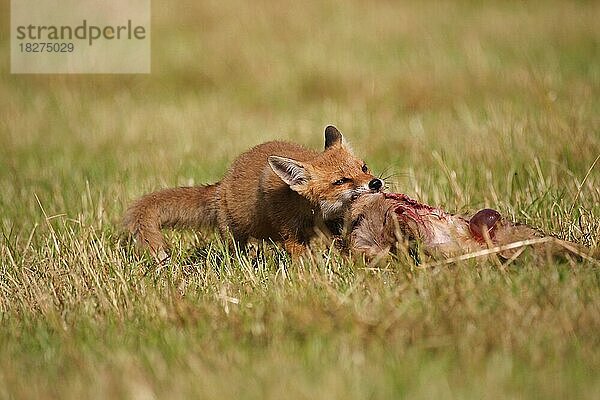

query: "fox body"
xmin=124 ymin=126 xmax=384 ymax=259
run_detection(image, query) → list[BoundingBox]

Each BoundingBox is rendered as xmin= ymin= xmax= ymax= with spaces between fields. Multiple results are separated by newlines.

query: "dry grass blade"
xmin=418 ymin=237 xmax=599 ymax=269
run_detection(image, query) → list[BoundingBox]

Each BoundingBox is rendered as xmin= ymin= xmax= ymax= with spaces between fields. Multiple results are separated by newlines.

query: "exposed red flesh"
xmin=469 ymin=208 xmax=501 ymax=241
xmin=384 ymin=192 xmax=436 ymax=212
xmin=383 ymin=193 xmax=503 ymax=248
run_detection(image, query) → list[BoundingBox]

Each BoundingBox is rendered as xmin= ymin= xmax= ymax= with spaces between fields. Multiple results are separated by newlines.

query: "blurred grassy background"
xmin=1 ymin=1 xmax=599 ymax=399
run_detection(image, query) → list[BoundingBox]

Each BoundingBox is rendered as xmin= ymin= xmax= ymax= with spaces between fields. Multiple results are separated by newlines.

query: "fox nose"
xmin=368 ymin=178 xmax=383 ymax=192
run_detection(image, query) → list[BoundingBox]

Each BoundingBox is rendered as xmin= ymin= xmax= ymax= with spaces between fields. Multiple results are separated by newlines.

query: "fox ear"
xmin=268 ymin=156 xmax=309 ymax=190
xmin=324 ymin=125 xmax=343 ymax=149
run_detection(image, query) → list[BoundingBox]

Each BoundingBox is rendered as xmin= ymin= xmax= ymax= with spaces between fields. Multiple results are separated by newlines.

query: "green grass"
xmin=1 ymin=0 xmax=600 ymax=398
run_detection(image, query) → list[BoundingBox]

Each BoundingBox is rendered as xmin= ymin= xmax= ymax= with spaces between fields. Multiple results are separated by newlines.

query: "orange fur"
xmin=124 ymin=126 xmax=383 ymax=259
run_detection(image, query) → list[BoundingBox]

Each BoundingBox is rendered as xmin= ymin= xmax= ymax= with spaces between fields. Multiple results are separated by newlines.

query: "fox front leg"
xmin=130 ymin=227 xmax=170 ymax=263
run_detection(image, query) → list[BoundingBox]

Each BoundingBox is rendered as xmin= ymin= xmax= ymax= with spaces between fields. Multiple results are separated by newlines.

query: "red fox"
xmin=124 ymin=126 xmax=384 ymax=260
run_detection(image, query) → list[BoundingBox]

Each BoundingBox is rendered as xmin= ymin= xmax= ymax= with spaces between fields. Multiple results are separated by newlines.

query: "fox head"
xmin=268 ymin=125 xmax=384 ymax=219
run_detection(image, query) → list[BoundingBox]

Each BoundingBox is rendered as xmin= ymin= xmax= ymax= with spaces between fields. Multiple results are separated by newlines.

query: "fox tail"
xmin=123 ymin=184 xmax=219 ymax=260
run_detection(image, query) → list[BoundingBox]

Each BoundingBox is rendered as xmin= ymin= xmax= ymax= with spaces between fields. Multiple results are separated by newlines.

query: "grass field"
xmin=1 ymin=1 xmax=600 ymax=398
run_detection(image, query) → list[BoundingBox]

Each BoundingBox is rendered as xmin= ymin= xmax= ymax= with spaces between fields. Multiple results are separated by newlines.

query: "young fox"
xmin=124 ymin=126 xmax=384 ymax=259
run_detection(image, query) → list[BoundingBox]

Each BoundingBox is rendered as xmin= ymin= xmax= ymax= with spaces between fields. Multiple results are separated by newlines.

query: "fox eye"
xmin=333 ymin=178 xmax=351 ymax=185
xmin=362 ymin=164 xmax=368 ymax=173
